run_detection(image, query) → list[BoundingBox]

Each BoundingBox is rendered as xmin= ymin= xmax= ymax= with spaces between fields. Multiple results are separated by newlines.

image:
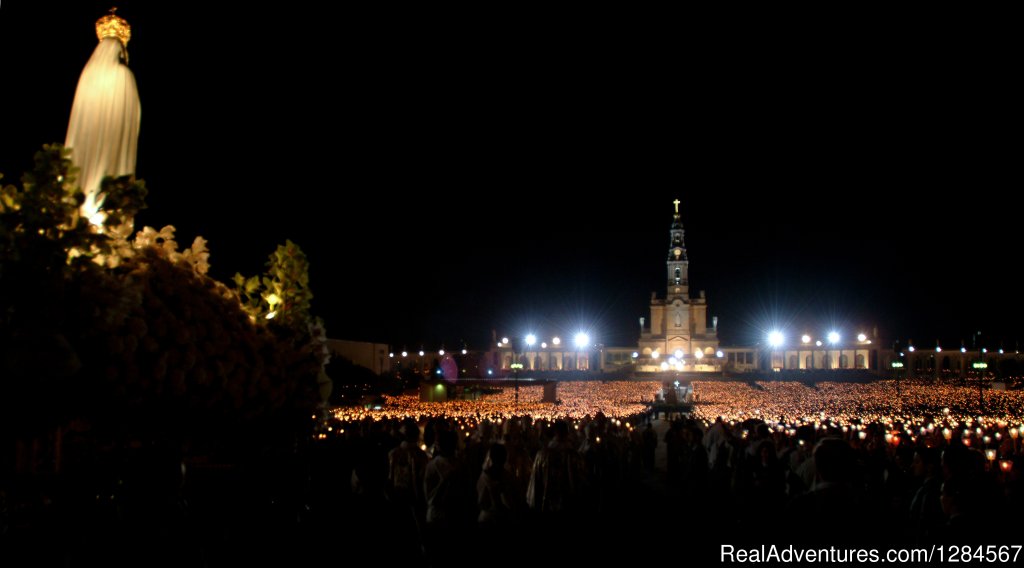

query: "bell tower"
xmin=666 ymin=199 xmax=689 ymax=301
xmin=637 ymin=198 xmax=719 ymax=372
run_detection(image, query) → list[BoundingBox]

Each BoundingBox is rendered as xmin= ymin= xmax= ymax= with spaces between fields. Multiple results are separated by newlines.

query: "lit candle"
xmin=1000 ymin=460 xmax=1013 ymax=473
xmin=985 ymin=449 xmax=997 ymax=461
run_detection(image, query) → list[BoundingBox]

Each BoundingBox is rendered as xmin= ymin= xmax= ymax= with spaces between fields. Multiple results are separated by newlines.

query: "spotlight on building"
xmin=652 ymin=351 xmax=660 ymax=359
xmin=461 ymin=349 xmax=467 ymax=355
xmin=525 ymin=334 xmax=537 ymax=347
xmin=632 ymin=352 xmax=639 ymax=359
xmin=815 ymin=341 xmax=822 ymax=347
xmin=389 ymin=352 xmax=394 ymax=358
xmin=552 ymin=336 xmax=561 ymax=346
xmin=501 ymin=337 xmax=509 ymax=344
xmin=857 ymin=333 xmax=867 ymax=342
xmin=574 ymin=332 xmax=590 ymax=348
xmin=694 ymin=350 xmax=704 ymax=360
xmin=401 ymin=351 xmax=408 ymax=357
xmin=801 ymin=334 xmax=811 ymax=344
xmin=674 ymin=349 xmax=684 ymax=359
xmin=418 ymin=350 xmax=424 ymax=356
xmin=828 ymin=332 xmax=840 ymax=344
xmin=439 ymin=349 xmax=445 ymax=356
xmin=768 ymin=331 xmax=784 ymax=348
xmin=716 ymin=350 xmax=724 ymax=358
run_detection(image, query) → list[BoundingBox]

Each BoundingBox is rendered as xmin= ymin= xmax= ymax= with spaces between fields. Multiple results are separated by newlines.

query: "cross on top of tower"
xmin=673 ymin=199 xmax=680 ymax=214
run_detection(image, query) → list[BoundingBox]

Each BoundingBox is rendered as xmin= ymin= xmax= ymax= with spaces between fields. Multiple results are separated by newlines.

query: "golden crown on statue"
xmin=95 ymin=8 xmax=131 ymax=46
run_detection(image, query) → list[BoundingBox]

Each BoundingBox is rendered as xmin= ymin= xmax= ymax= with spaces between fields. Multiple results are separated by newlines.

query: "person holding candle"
xmin=908 ymin=447 xmax=943 ymax=543
xmin=938 ymin=476 xmax=984 ymax=543
xmin=787 ymin=438 xmax=869 ymax=544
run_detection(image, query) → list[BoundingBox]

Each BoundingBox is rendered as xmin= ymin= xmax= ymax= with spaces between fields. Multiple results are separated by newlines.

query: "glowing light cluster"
xmin=330 ymin=381 xmax=662 ymax=423
xmin=691 ymin=380 xmax=1024 ymax=428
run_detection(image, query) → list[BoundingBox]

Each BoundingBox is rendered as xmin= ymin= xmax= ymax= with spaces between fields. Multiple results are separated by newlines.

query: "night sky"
xmin=2 ymin=2 xmax=1020 ymax=353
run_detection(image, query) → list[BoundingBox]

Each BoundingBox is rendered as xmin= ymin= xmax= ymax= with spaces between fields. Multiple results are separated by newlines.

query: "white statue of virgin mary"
xmin=65 ymin=8 xmax=141 ymax=226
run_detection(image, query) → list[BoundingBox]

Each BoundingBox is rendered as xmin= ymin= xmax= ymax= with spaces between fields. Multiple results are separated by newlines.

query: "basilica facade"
xmin=635 ymin=200 xmax=721 ymax=372
xmin=485 ymin=200 xmax=891 ymax=376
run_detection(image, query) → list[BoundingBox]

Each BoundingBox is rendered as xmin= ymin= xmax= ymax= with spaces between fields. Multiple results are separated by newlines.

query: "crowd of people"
xmin=331 ymin=380 xmax=662 ymax=422
xmin=691 ymin=379 xmax=1024 ymax=426
xmin=314 ymin=378 xmax=1024 ymax=560
xmin=6 ymin=378 xmax=1024 ymax=565
xmin=325 ymin=412 xmax=648 ymax=563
